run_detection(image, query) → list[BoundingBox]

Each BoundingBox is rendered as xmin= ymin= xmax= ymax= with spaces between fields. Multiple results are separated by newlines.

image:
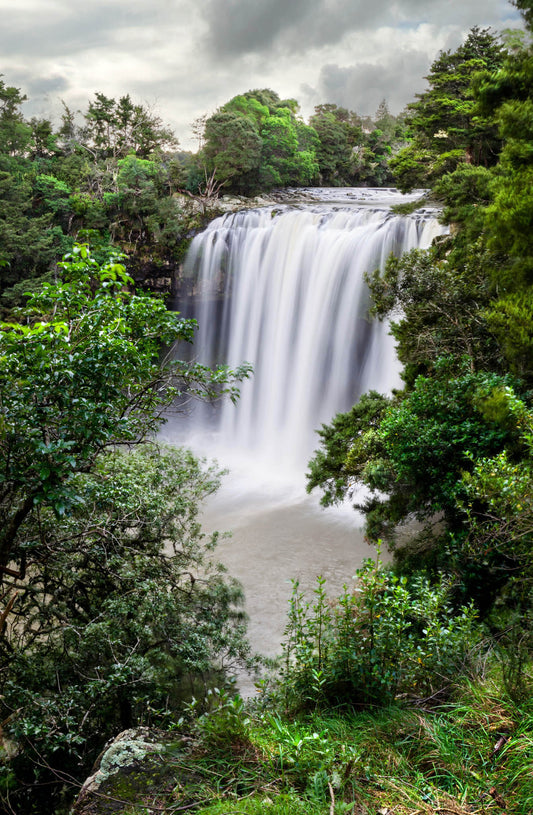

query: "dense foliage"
xmin=0 ymin=246 xmax=249 ymax=574
xmin=390 ymin=27 xmax=505 ymax=192
xmin=0 ymin=247 xmax=252 ymax=811
xmin=280 ymin=563 xmax=480 ymax=710
xmin=0 ymin=82 xmax=199 ymax=312
xmin=2 ymin=445 xmax=252 ymax=812
xmin=197 ymin=89 xmax=407 ymax=194
xmin=307 ymin=0 xmax=533 ymax=712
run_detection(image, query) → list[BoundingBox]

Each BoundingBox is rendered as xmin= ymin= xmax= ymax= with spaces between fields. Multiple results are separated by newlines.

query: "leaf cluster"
xmin=278 ymin=562 xmax=481 ymax=711
xmin=0 ymin=245 xmax=250 ymax=573
xmin=391 ymin=27 xmax=505 ymax=192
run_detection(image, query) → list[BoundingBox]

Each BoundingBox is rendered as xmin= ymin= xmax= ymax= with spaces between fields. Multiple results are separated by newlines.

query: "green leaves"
xmin=1 ymin=444 xmax=252 ymax=811
xmin=391 ymin=27 xmax=505 ymax=191
xmin=306 ymin=391 xmax=390 ymax=507
xmin=85 ymin=92 xmax=177 ymax=159
xmin=307 ymin=361 xmax=521 ymax=550
xmin=201 ymin=89 xmax=319 ymax=194
xmin=280 ymin=560 xmax=480 ymax=710
xmin=0 ymin=244 xmax=249 ymax=569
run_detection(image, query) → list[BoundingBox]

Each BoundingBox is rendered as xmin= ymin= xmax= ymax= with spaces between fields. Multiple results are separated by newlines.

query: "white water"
xmin=164 ymin=190 xmax=447 ymax=681
xmin=182 ymin=195 xmax=444 ymax=478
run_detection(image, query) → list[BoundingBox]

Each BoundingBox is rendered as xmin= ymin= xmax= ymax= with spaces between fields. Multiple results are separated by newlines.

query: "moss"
xmin=97 ymin=738 xmax=163 ymax=783
xmin=390 ymin=196 xmax=428 ymax=214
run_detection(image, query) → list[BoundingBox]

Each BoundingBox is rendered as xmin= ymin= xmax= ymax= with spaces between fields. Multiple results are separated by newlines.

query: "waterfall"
xmin=181 ymin=193 xmax=446 ymax=480
xmin=166 ymin=191 xmax=448 ymax=676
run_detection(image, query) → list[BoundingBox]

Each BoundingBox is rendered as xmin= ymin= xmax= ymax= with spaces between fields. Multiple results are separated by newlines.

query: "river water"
xmin=162 ymin=188 xmax=446 ymax=688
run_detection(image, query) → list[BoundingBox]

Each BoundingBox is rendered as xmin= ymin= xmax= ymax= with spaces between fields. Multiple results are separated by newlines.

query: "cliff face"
xmin=130 ymin=193 xmax=280 ymax=297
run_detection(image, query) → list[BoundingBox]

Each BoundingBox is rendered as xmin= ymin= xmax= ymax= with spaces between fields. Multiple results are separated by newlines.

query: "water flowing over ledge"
xmin=179 ymin=193 xmax=446 ymax=480
xmin=162 ymin=190 xmax=448 ymax=680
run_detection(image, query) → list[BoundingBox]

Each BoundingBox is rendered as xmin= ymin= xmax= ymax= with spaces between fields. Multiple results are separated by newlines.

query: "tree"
xmin=0 ymin=171 xmax=60 ymax=302
xmin=202 ymin=110 xmax=263 ymax=192
xmin=107 ymin=154 xmax=164 ymax=243
xmin=0 ymin=246 xmax=252 ymax=811
xmin=366 ymin=244 xmax=501 ymax=386
xmin=201 ymin=89 xmax=319 ymax=194
xmin=309 ymin=104 xmax=353 ymax=185
xmin=0 ymin=76 xmax=31 ymax=158
xmin=0 ymin=245 xmax=250 ymax=576
xmin=83 ymin=93 xmax=177 ymax=159
xmin=391 ymin=28 xmax=505 ymax=190
xmin=0 ymin=78 xmax=63 ymax=303
xmin=1 ymin=444 xmax=252 ymax=813
xmin=307 ymin=363 xmax=518 ymax=548
xmin=474 ymin=39 xmax=533 ymax=287
xmin=259 ymin=107 xmax=301 ymax=186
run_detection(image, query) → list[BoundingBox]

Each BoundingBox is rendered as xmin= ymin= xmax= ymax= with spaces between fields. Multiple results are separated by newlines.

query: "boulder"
xmin=72 ymin=727 xmax=183 ymax=814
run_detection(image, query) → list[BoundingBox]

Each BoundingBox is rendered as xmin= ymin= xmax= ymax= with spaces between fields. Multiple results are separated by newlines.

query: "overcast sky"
xmin=0 ymin=0 xmax=521 ymax=150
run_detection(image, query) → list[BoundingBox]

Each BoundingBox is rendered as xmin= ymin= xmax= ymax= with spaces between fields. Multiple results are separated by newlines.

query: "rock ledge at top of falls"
xmin=173 ymin=187 xmax=435 ymax=217
xmin=172 ymin=191 xmax=279 ymax=217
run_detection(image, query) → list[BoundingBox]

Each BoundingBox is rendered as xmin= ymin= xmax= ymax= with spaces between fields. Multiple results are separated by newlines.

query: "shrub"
xmin=279 ymin=557 xmax=482 ymax=710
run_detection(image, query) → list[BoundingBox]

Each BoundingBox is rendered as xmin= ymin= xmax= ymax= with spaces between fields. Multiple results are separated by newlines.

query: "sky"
xmin=0 ymin=0 xmax=522 ymax=150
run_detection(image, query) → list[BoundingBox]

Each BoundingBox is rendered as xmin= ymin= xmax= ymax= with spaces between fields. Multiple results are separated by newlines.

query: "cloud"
xmin=0 ymin=2 xmax=136 ymax=60
xmin=199 ymin=0 xmax=519 ymax=58
xmin=0 ymin=0 xmax=523 ymax=148
xmin=314 ymin=54 xmax=430 ymax=117
xmin=300 ymin=22 xmax=461 ymax=116
xmin=23 ymin=75 xmax=69 ymax=99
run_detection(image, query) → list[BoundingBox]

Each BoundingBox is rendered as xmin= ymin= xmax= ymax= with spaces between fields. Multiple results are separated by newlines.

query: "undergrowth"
xmin=74 ymin=672 xmax=532 ymax=814
xmin=67 ymin=562 xmax=532 ymax=814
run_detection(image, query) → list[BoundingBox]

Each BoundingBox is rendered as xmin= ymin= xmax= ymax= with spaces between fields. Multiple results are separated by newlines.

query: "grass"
xmin=74 ymin=672 xmax=533 ymax=815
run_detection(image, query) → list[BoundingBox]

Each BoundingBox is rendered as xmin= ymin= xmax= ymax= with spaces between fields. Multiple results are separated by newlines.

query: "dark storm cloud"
xmin=199 ymin=0 xmax=517 ymax=58
xmin=199 ymin=0 xmax=312 ymax=56
xmin=199 ymin=0 xmax=381 ymax=56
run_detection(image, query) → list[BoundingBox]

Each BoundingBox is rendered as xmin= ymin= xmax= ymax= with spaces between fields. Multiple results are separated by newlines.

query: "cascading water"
xmin=164 ymin=190 xmax=448 ymax=681
xmin=181 ymin=192 xmax=446 ymax=480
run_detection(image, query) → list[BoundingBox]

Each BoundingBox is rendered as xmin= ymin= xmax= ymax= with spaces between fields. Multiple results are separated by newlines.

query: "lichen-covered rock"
xmin=72 ymin=727 xmax=181 ymax=814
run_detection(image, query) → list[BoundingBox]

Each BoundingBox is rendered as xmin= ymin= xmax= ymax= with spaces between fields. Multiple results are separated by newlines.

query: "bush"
xmin=278 ymin=557 xmax=482 ymax=710
xmin=0 ymin=445 xmax=253 ymax=814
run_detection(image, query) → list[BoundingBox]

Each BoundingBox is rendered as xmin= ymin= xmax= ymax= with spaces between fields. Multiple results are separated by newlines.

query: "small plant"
xmin=193 ymin=687 xmax=252 ymax=748
xmin=268 ymin=714 xmax=332 ymax=772
xmin=279 ymin=556 xmax=482 ymax=710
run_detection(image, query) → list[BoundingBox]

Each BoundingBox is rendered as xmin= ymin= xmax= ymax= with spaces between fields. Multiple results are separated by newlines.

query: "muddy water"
xmin=201 ymin=477 xmax=373 ymax=658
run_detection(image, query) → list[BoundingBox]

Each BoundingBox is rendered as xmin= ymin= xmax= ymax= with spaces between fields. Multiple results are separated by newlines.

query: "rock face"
xmin=72 ymin=728 xmax=179 ymax=814
xmin=134 ymin=192 xmax=281 ymax=296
